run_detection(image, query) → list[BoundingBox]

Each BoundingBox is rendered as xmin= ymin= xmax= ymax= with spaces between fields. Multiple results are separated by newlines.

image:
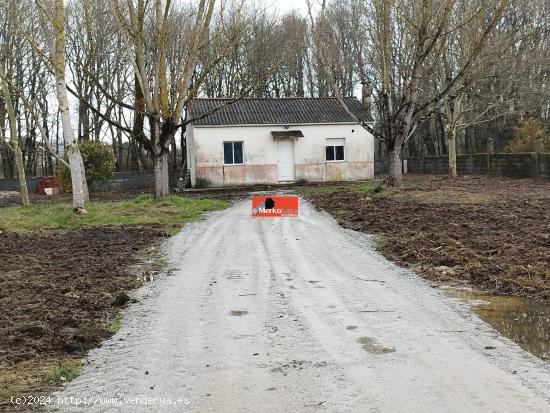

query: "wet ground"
xmin=54 ymin=199 xmax=550 ymax=412
xmin=443 ymin=287 xmax=550 ymax=361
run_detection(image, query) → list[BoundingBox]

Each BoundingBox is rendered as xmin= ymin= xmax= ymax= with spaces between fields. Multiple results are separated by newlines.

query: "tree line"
xmin=0 ymin=0 xmax=548 ymax=205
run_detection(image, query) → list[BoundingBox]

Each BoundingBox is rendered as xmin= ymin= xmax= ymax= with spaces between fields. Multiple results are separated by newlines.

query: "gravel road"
xmin=54 ymin=198 xmax=550 ymax=412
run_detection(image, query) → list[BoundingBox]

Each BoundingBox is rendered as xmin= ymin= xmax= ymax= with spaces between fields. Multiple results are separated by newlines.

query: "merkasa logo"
xmin=252 ymin=196 xmax=298 ymax=217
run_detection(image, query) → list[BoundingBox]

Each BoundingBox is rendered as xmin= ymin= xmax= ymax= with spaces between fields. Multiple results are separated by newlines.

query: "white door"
xmin=277 ymin=139 xmax=295 ymax=182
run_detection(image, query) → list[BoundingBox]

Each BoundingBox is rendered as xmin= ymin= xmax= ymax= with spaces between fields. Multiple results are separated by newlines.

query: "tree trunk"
xmin=388 ymin=148 xmax=403 ymax=187
xmin=52 ymin=0 xmax=89 ymax=209
xmin=0 ymin=100 xmax=5 ymax=179
xmin=172 ymin=139 xmax=177 ymax=169
xmin=153 ymin=152 xmax=170 ymax=198
xmin=0 ymin=140 xmax=4 ymax=179
xmin=14 ymin=147 xmax=29 ymax=205
xmin=66 ymin=144 xmax=87 ymax=206
xmin=78 ymin=97 xmax=90 ymax=141
xmin=297 ymin=55 xmax=304 ymax=97
xmin=58 ymin=98 xmax=89 ymax=208
xmin=117 ymin=107 xmax=123 ymax=171
xmin=447 ymin=128 xmax=457 ymax=177
xmin=0 ymin=77 xmax=29 ymax=205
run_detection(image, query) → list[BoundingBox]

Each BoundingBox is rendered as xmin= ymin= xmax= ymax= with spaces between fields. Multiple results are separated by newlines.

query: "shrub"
xmin=57 ymin=141 xmax=115 ymax=189
xmin=505 ymin=118 xmax=547 ymax=153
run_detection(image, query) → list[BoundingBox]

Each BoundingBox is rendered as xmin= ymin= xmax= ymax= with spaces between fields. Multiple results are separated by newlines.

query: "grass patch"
xmin=46 ymin=359 xmax=82 ymax=384
xmin=0 ymin=359 xmax=60 ymax=402
xmin=103 ymin=314 xmax=122 ymax=334
xmin=0 ymin=194 xmax=229 ymax=233
xmin=373 ymin=235 xmax=389 ymax=250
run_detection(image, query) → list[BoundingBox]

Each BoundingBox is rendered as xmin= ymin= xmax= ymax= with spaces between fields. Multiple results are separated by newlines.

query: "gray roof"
xmin=187 ymin=97 xmax=373 ymax=126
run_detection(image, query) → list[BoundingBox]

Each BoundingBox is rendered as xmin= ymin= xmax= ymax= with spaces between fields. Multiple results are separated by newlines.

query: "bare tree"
xmin=438 ymin=0 xmax=523 ymax=176
xmin=369 ymin=0 xmax=508 ymax=185
xmin=310 ymin=0 xmax=508 ymax=185
xmin=33 ymin=0 xmax=89 ymax=209
xmin=402 ymin=0 xmax=549 ymax=160
xmin=1 ymin=0 xmax=547 ymax=190
xmin=109 ymin=0 xmax=221 ymax=197
xmin=0 ymin=67 xmax=29 ymax=205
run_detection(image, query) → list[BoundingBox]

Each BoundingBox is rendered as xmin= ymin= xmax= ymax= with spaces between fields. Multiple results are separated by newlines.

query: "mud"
xmin=357 ymin=337 xmax=395 ymax=354
xmin=230 ymin=310 xmax=248 ymax=316
xmin=306 ymin=174 xmax=550 ymax=300
xmin=444 ymin=287 xmax=550 ymax=361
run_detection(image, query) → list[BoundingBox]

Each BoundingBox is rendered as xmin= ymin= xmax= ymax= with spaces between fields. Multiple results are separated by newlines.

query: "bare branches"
xmin=0 ymin=70 xmax=69 ymax=167
xmin=66 ymin=84 xmax=133 ymax=135
xmin=0 ymin=0 xmax=548 ymax=190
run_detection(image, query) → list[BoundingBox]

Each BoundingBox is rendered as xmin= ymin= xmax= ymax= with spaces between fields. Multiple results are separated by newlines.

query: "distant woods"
xmin=0 ymin=0 xmax=548 ymax=183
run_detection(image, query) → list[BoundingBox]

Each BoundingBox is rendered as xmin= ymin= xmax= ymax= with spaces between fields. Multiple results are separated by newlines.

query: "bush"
xmin=57 ymin=141 xmax=115 ymax=189
xmin=505 ymin=118 xmax=547 ymax=153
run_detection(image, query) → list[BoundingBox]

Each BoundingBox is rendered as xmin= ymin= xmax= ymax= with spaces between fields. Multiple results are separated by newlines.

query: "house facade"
xmin=186 ymin=97 xmax=374 ymax=187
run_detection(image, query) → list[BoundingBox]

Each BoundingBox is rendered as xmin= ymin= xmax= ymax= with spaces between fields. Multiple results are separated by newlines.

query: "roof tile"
xmin=187 ymin=97 xmax=373 ymax=126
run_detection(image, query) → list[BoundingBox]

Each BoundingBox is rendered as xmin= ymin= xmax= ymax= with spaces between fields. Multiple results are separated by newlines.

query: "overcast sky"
xmin=262 ymin=0 xmax=310 ymax=15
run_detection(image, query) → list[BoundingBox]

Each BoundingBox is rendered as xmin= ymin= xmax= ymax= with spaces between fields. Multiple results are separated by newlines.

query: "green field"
xmin=0 ymin=194 xmax=229 ymax=233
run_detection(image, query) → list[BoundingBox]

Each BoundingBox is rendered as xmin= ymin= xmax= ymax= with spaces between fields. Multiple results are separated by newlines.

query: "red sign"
xmin=252 ymin=196 xmax=298 ymax=217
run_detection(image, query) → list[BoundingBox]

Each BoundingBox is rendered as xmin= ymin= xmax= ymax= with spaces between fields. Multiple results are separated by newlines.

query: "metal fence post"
xmin=487 ymin=137 xmax=494 ymax=175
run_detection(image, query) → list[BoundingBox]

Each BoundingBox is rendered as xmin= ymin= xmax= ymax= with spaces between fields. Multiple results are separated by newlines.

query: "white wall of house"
xmin=187 ymin=123 xmax=374 ymax=187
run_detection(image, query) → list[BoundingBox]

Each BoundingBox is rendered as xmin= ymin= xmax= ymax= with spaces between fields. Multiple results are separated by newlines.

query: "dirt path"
xmin=53 ymin=198 xmax=550 ymax=412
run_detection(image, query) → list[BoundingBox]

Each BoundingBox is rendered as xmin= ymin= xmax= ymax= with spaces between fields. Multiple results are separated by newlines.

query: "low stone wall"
xmin=94 ymin=171 xmax=179 ymax=191
xmin=401 ymin=153 xmax=549 ymax=179
xmin=0 ymin=171 xmax=180 ymax=193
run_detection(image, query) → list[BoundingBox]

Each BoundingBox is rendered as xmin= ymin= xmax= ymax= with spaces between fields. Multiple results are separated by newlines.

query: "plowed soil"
xmin=0 ymin=226 xmax=166 ymax=408
xmin=306 ymin=174 xmax=550 ymax=300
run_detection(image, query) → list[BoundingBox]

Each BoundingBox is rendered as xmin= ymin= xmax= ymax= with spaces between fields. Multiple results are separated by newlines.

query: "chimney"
xmin=361 ymin=79 xmax=372 ymax=111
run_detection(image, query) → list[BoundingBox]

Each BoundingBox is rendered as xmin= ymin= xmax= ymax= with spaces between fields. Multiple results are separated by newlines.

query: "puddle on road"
xmin=443 ymin=287 xmax=550 ymax=361
xmin=230 ymin=310 xmax=248 ymax=316
xmin=357 ymin=336 xmax=395 ymax=354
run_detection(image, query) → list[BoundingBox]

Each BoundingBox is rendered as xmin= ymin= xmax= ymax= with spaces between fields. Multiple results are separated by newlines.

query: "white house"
xmin=186 ymin=97 xmax=374 ymax=187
